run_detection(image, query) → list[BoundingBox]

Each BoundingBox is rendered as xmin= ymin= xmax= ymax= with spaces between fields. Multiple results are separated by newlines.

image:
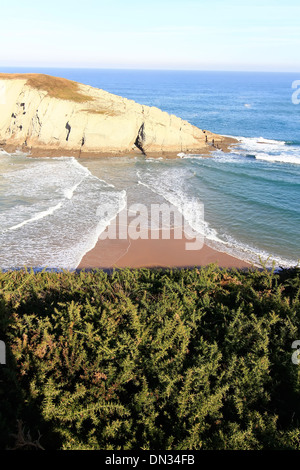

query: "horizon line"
xmin=0 ymin=66 xmax=299 ymax=74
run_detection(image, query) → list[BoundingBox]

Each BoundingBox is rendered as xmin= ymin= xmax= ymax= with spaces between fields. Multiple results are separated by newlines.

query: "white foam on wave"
xmin=0 ymin=149 xmax=10 ymax=156
xmin=0 ymin=154 xmax=126 ymax=270
xmin=73 ymin=189 xmax=127 ymax=269
xmin=137 ymin=161 xmax=298 ymax=269
xmin=254 ymin=153 xmax=300 ymax=165
xmin=137 ymin=169 xmax=223 ymax=244
xmin=63 ymin=185 xmax=79 ymax=200
xmin=204 ymin=230 xmax=297 ymax=269
xmin=177 ymin=152 xmax=210 ymax=159
xmin=233 ymin=136 xmax=286 ymax=148
xmin=230 ymin=136 xmax=300 ymax=165
xmin=62 ymin=157 xmax=116 ymax=188
xmin=2 ymin=202 xmax=63 ymax=233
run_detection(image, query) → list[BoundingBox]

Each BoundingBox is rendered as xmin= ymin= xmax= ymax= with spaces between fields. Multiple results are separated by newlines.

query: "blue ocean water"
xmin=0 ymin=68 xmax=299 ymax=268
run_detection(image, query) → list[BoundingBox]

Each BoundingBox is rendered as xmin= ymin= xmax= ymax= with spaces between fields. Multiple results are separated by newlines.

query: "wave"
xmin=137 ymin=159 xmax=298 ymax=269
xmin=234 ymin=135 xmax=285 ymax=149
xmin=0 ymin=154 xmax=127 ymax=270
xmin=254 ymin=153 xmax=300 ymax=165
xmin=138 ymin=173 xmax=296 ymax=268
xmin=137 ymin=170 xmax=223 ymax=244
xmin=0 ymin=149 xmax=10 ymax=156
xmin=2 ymin=202 xmax=63 ymax=233
xmin=1 ymin=146 xmax=297 ymax=270
xmin=63 ymin=183 xmax=82 ymax=200
xmin=74 ymin=189 xmax=127 ymax=269
xmin=204 ymin=234 xmax=298 ymax=270
xmin=177 ymin=136 xmax=300 ymax=166
xmin=230 ymin=136 xmax=300 ymax=166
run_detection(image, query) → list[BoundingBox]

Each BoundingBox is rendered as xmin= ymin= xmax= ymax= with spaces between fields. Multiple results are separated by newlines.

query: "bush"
xmin=0 ymin=265 xmax=299 ymax=450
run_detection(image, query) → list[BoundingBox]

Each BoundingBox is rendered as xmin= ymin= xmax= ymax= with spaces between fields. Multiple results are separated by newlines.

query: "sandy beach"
xmin=78 ymin=223 xmax=251 ymax=270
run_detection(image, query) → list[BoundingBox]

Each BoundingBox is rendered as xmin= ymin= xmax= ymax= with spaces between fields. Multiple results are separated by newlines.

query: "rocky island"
xmin=0 ymin=73 xmax=236 ymax=158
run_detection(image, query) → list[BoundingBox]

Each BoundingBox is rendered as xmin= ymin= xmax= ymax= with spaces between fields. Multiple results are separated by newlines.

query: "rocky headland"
xmin=0 ymin=73 xmax=237 ymax=158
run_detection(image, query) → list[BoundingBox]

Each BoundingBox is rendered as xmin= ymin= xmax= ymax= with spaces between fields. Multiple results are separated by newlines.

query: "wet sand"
xmin=78 ymin=224 xmax=252 ymax=270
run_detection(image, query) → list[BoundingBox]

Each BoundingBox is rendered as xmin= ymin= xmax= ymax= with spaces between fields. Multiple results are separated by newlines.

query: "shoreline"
xmin=77 ymin=225 xmax=252 ymax=271
xmin=2 ymin=144 xmax=295 ymax=272
xmin=0 ymin=140 xmax=255 ymax=273
xmin=1 ymin=135 xmax=238 ymax=160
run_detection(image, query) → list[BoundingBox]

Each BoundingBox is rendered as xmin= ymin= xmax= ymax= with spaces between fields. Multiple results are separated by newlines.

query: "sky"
xmin=1 ymin=0 xmax=300 ymax=71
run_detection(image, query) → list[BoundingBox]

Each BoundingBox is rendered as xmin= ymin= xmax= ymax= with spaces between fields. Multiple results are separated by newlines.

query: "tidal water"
xmin=0 ymin=68 xmax=299 ymax=269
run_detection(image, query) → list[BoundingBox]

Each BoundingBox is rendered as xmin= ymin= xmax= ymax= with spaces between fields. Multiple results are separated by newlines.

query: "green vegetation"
xmin=0 ymin=265 xmax=300 ymax=450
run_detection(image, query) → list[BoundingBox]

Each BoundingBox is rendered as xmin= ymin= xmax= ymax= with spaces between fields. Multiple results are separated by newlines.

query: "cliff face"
xmin=0 ymin=74 xmax=234 ymax=157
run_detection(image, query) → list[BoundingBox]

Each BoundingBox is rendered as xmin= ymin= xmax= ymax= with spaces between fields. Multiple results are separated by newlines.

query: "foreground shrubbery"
xmin=0 ymin=265 xmax=300 ymax=450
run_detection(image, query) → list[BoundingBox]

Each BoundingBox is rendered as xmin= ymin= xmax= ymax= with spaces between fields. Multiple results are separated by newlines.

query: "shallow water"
xmin=0 ymin=69 xmax=299 ymax=269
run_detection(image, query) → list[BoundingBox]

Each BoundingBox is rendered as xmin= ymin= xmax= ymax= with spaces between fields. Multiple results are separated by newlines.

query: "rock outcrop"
xmin=0 ymin=73 xmax=236 ymax=157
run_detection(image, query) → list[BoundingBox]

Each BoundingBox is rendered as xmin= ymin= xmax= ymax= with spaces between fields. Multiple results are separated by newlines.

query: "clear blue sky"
xmin=1 ymin=0 xmax=300 ymax=71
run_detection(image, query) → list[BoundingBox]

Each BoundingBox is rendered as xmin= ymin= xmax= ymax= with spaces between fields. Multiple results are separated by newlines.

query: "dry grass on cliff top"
xmin=0 ymin=73 xmax=94 ymax=103
xmin=82 ymin=108 xmax=118 ymax=116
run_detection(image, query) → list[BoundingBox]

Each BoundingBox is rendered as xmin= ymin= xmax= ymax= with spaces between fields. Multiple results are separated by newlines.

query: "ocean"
xmin=0 ymin=68 xmax=299 ymax=269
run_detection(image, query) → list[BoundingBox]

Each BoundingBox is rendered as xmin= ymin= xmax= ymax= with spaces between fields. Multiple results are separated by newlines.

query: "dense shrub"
xmin=0 ymin=265 xmax=299 ymax=450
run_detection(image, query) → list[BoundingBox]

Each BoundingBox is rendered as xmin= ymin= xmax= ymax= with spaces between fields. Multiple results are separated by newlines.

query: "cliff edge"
xmin=0 ymin=73 xmax=236 ymax=157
